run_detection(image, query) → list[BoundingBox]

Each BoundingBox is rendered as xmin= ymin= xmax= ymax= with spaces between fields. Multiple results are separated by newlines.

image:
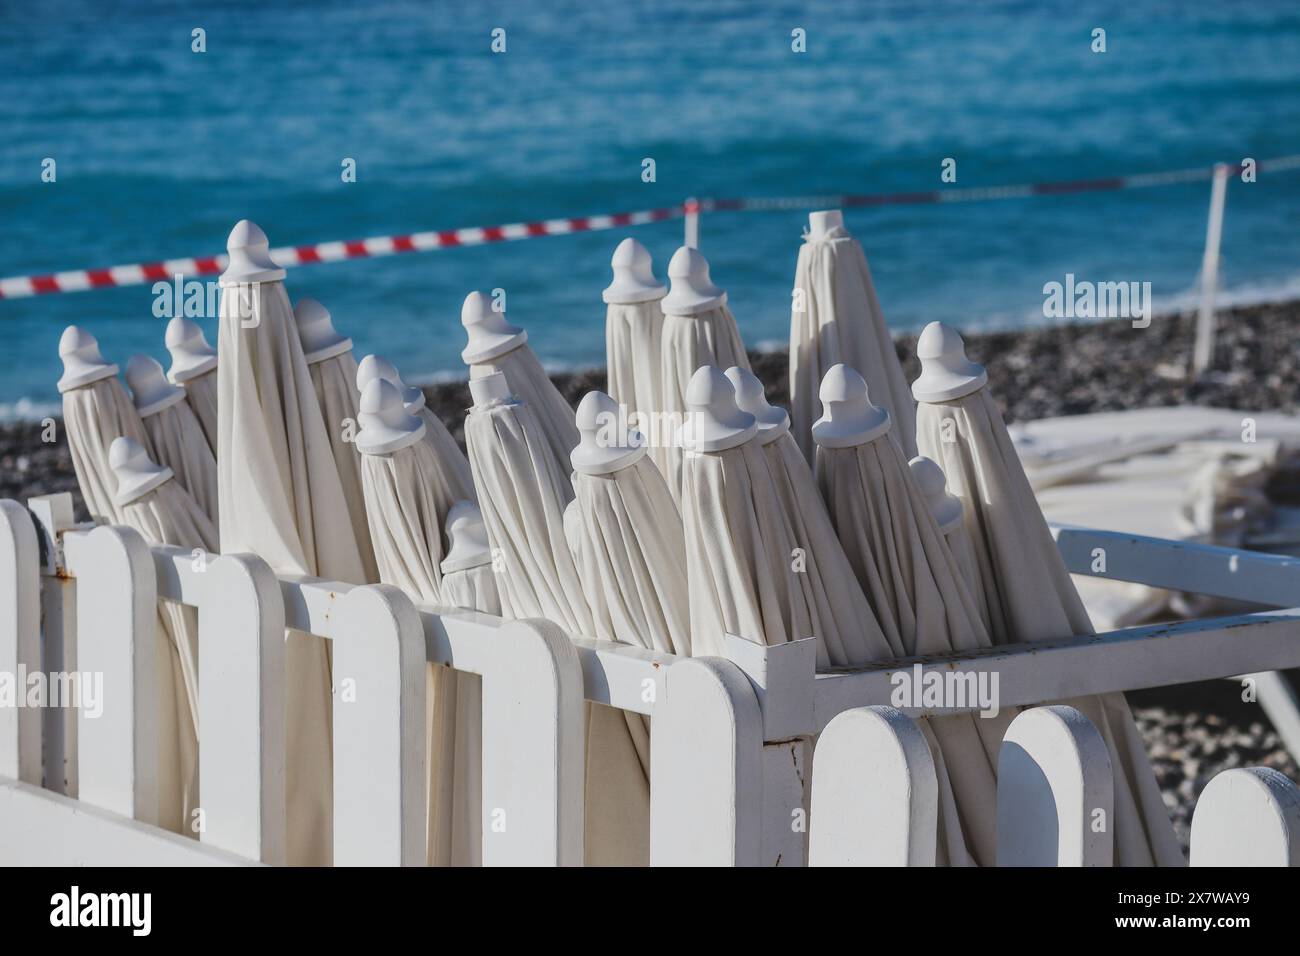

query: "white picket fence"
xmin=2 ymin=493 xmax=1299 ymax=867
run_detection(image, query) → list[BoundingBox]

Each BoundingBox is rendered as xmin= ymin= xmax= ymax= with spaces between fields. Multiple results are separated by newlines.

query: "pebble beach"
xmin=6 ymin=299 xmax=1300 ymax=853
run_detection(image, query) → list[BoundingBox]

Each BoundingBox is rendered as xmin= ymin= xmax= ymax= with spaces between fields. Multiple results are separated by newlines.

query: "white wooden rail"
xmin=3 ymin=494 xmax=1300 ymax=867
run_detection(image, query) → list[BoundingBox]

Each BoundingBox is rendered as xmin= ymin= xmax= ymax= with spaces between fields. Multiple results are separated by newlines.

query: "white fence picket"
xmin=809 ymin=706 xmax=937 ymax=867
xmin=1190 ymin=767 xmax=1300 ymax=866
xmin=63 ymin=524 xmax=158 ymax=825
xmin=997 ymin=705 xmax=1113 ymax=867
xmin=649 ymin=657 xmax=763 ymax=866
xmin=0 ymin=500 xmax=40 ymax=785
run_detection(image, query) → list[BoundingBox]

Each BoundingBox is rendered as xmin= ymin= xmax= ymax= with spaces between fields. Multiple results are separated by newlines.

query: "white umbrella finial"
xmin=678 ymin=365 xmax=756 ymax=452
xmin=571 ymin=390 xmax=645 ymax=475
xmin=812 ymin=363 xmax=891 ymax=448
xmin=662 ymin=246 xmax=726 ymax=316
xmin=125 ymin=353 xmax=186 ymax=418
xmin=460 ymin=290 xmax=527 ymax=364
xmin=911 ymin=322 xmax=987 ymax=403
xmin=293 ymin=298 xmax=353 ymax=365
xmin=725 ymin=366 xmax=789 ymax=444
xmin=603 ymin=237 xmax=666 ymax=305
xmin=441 ymin=499 xmax=491 ymax=574
xmin=57 ymin=325 xmax=118 ymax=393
xmin=807 ymin=209 xmax=845 ymax=241
xmin=356 ymin=354 xmax=424 ymax=410
xmin=219 ymin=219 xmax=286 ymax=287
xmin=108 ymin=435 xmax=174 ymax=506
xmin=908 ymin=455 xmax=964 ymax=533
xmin=356 ymin=377 xmax=425 ymax=455
xmin=164 ymin=316 xmax=217 ymax=384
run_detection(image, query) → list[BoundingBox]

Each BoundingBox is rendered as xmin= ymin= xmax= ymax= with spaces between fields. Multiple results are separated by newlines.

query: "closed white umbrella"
xmin=603 ymin=238 xmax=669 ymax=473
xmin=294 ymin=298 xmax=378 ymax=583
xmin=124 ymin=354 xmax=219 ymax=529
xmin=57 ymin=325 xmax=153 ymax=524
xmin=463 ymin=371 xmax=591 ymax=631
xmin=439 ymin=500 xmax=501 ymax=615
xmin=908 ymin=454 xmax=987 ymax=634
xmin=789 ymin=210 xmax=917 ymax=461
xmin=812 ymin=364 xmax=1003 ymax=865
xmin=109 ymin=436 xmax=216 ymax=835
xmin=461 ymin=291 xmax=579 ymax=478
xmin=912 ymin=322 xmax=1183 ymax=866
xmin=679 ymin=366 xmax=872 ymax=667
xmin=725 ymin=365 xmax=892 ymax=668
xmin=356 ymin=353 xmax=475 ymax=522
xmin=164 ymin=316 xmax=219 ymax=454
xmin=659 ymin=248 xmax=751 ymax=498
xmin=354 ymin=378 xmax=479 ymax=866
xmin=216 ymin=219 xmax=367 ymax=865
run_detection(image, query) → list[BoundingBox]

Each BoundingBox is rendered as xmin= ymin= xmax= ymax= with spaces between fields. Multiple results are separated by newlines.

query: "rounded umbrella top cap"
xmin=109 ymin=436 xmax=174 ymax=506
xmin=57 ymin=325 xmax=119 ymax=392
xmin=812 ymin=364 xmax=892 ymax=448
xmin=164 ymin=316 xmax=217 ymax=383
xmin=356 ymin=354 xmax=424 ymax=412
xmin=908 ymin=455 xmax=964 ymax=534
xmin=571 ymin=390 xmax=646 ymax=475
xmin=468 ymin=370 xmax=515 ymax=407
xmin=356 ymin=378 xmax=426 ymax=455
xmin=911 ymin=322 xmax=987 ymax=403
xmin=125 ymin=354 xmax=186 ymax=418
xmin=807 ymin=210 xmax=845 ymax=241
xmin=725 ymin=366 xmax=789 ymax=445
xmin=441 ymin=499 xmax=492 ymax=573
xmin=677 ymin=365 xmax=757 ymax=453
xmin=219 ymin=219 xmax=286 ymax=287
xmin=461 ymin=291 xmax=527 ymax=364
xmin=661 ymin=247 xmax=726 ymax=316
xmin=294 ymin=298 xmax=353 ymax=365
xmin=603 ymin=238 xmax=666 ymax=305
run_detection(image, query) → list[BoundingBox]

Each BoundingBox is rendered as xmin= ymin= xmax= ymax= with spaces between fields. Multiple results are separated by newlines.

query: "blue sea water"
xmin=2 ymin=0 xmax=1299 ymax=418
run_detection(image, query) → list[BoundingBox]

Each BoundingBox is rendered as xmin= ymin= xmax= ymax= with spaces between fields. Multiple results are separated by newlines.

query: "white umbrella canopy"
xmin=603 ymin=238 xmax=669 ymax=473
xmin=725 ymin=365 xmax=893 ymax=668
xmin=461 ymin=291 xmax=579 ymax=479
xmin=812 ymin=364 xmax=1004 ymax=865
xmin=354 ymin=378 xmax=480 ymax=866
xmin=164 ymin=316 xmax=219 ymax=454
xmin=356 ymin=353 xmax=475 ymax=523
xmin=57 ymin=326 xmax=155 ymax=524
xmin=216 ymin=219 xmax=367 ymax=866
xmin=908 ymin=455 xmax=989 ymax=635
xmin=912 ymin=322 xmax=1183 ymax=866
xmin=125 ymin=354 xmax=219 ymax=529
xmin=109 ymin=436 xmax=217 ymax=835
xmin=462 ymin=371 xmax=592 ymax=632
xmin=294 ymin=298 xmax=378 ymax=583
xmin=679 ymin=366 xmax=876 ymax=668
xmin=789 ymin=210 xmax=917 ymax=461
xmin=439 ymin=500 xmax=501 ymax=615
xmin=659 ymin=247 xmax=752 ymax=499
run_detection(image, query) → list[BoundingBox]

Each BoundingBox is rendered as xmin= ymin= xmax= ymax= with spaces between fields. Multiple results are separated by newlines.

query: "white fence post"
xmin=1192 ymin=162 xmax=1230 ymax=375
xmin=650 ymin=657 xmax=763 ymax=866
xmin=331 ymin=585 xmax=428 ymax=866
xmin=196 ymin=552 xmax=286 ymax=864
xmin=809 ymin=706 xmax=937 ymax=866
xmin=1190 ymin=767 xmax=1300 ymax=866
xmin=63 ymin=525 xmax=158 ymax=825
xmin=475 ymin=619 xmax=586 ymax=866
xmin=0 ymin=501 xmax=41 ymax=785
xmin=997 ymin=705 xmax=1113 ymax=867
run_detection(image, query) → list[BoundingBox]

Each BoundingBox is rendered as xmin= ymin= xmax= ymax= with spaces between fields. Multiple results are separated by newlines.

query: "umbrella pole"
xmin=684 ymin=197 xmax=700 ymax=249
xmin=1192 ymin=163 xmax=1229 ymax=376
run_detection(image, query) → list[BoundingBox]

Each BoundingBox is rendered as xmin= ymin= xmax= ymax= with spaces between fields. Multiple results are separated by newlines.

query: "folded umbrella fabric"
xmin=164 ymin=316 xmax=219 ymax=454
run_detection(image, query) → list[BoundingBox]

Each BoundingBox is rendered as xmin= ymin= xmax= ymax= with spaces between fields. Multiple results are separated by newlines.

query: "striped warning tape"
xmin=4 ymin=155 xmax=1298 ymax=300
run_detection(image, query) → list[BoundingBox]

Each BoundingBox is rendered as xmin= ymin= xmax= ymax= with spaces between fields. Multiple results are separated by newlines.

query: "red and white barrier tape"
xmin=4 ymin=155 xmax=1298 ymax=300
